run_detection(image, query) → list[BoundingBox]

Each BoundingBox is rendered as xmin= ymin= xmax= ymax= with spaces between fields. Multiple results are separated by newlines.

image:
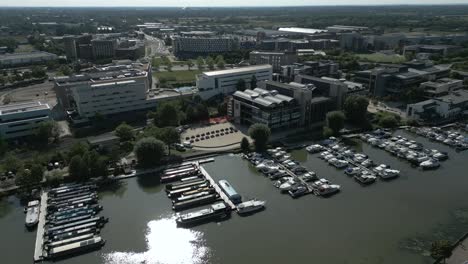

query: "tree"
xmin=240 ymin=137 xmax=250 ymax=153
xmin=187 ymin=60 xmax=194 ymax=71
xmin=248 ymin=123 xmax=271 ymax=152
xmin=153 ymin=103 xmax=180 ymax=127
xmin=31 ymin=66 xmax=46 ymax=78
xmin=322 ymin=126 xmax=334 ymax=138
xmin=206 ymin=56 xmax=215 ymax=70
xmin=29 ymin=164 xmax=45 ymax=184
xmin=67 ymin=142 xmax=89 ymax=162
xmin=430 ymin=240 xmax=452 ymax=263
xmin=326 ymin=111 xmax=345 ymax=135
xmin=58 ymin=65 xmax=72 ymax=76
xmin=236 ymin=79 xmax=246 ymax=91
xmin=4 ymin=153 xmax=23 ymax=174
xmin=344 ymin=95 xmax=369 ymax=125
xmin=195 ymin=104 xmax=209 ymax=121
xmin=159 ymin=127 xmax=180 ymax=155
xmin=134 ymin=137 xmax=166 ymax=168
xmin=68 ymin=155 xmax=88 ymax=180
xmin=152 ymin=57 xmax=160 ymax=71
xmin=115 ymin=122 xmax=134 ymax=142
xmin=196 ymin=57 xmax=204 ymax=70
xmin=215 ymin=55 xmax=225 ymax=69
xmin=379 ymin=114 xmax=399 ymax=128
xmin=217 ymin=102 xmax=228 ymax=116
xmin=250 ymin=75 xmax=257 ymax=89
xmin=34 ymin=121 xmax=59 ymax=146
xmin=83 ymin=150 xmax=108 ymax=178
xmin=166 ymin=60 xmax=173 ymax=72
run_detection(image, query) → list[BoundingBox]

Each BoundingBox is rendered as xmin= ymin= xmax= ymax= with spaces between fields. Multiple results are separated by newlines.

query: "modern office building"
xmin=230 ymin=88 xmax=301 ymax=130
xmin=63 ymin=36 xmax=78 ymax=60
xmin=249 ymin=51 xmax=297 ymax=72
xmin=173 ymin=36 xmax=239 ymax=59
xmin=354 ymin=64 xmax=451 ymax=97
xmin=91 ymin=39 xmax=117 ymax=59
xmin=326 ymin=25 xmax=370 ymax=33
xmin=294 ymin=74 xmax=349 ymax=109
xmin=54 ymin=62 xmax=156 ymax=121
xmin=340 ymin=32 xmax=367 ymax=52
xmin=406 ymin=90 xmax=468 ymax=123
xmin=420 ymin=78 xmax=464 ymax=98
xmin=0 ymin=52 xmax=58 ymax=68
xmin=0 ymin=101 xmax=52 ymax=139
xmin=280 ymin=60 xmax=339 ymax=82
xmin=196 ymin=65 xmax=273 ymax=99
xmin=403 ymin=44 xmax=462 ymax=57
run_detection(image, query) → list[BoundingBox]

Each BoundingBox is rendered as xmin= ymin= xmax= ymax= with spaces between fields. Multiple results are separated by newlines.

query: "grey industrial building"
xmin=249 ymin=51 xmax=298 ymax=72
xmin=173 ymin=36 xmax=239 ymax=59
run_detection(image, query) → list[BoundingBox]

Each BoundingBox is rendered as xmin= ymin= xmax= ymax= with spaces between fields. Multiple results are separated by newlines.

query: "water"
xmin=1 ymin=130 xmax=468 ymax=264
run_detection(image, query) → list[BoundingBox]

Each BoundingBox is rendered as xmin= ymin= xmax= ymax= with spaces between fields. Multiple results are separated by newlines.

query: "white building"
xmin=406 ymin=90 xmax=468 ymax=122
xmin=196 ymin=65 xmax=273 ymax=99
xmin=0 ymin=101 xmax=51 ymax=139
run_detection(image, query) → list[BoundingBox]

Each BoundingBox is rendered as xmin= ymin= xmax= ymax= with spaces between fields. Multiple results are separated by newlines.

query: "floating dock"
xmin=198 ymin=164 xmax=236 ymax=210
xmin=33 ymin=191 xmax=48 ymax=262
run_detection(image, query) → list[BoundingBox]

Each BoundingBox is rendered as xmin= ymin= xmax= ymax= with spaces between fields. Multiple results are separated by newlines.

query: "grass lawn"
xmin=357 ymin=53 xmax=407 ymax=64
xmin=152 ymin=57 xmax=188 ymax=66
xmin=154 ymin=70 xmax=202 ymax=84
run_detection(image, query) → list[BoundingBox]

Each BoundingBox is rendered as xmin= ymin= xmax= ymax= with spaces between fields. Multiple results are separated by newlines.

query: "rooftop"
xmin=201 ymin=65 xmax=272 ymax=77
xmin=0 ymin=101 xmax=50 ymax=116
xmin=233 ymin=88 xmax=295 ymax=108
xmin=436 ymin=90 xmax=468 ymax=105
xmin=278 ymin=27 xmax=328 ymax=35
xmin=0 ymin=51 xmax=58 ymax=60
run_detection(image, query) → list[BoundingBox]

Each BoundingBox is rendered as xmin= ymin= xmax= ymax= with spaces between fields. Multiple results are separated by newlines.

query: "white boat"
xmin=332 ymin=159 xmax=348 ymax=169
xmin=432 ymin=152 xmax=448 ymax=161
xmin=319 ymin=151 xmax=330 ymax=159
xmin=420 ymin=159 xmax=440 ymax=169
xmin=273 ymin=177 xmax=294 ymax=188
xmin=361 ymin=159 xmax=374 ymax=168
xmin=279 ymin=179 xmax=298 ymax=192
xmin=306 ymin=144 xmax=323 ymax=153
xmin=311 ymin=178 xmax=330 ymax=189
xmin=354 ymin=173 xmax=377 ymax=184
xmin=380 ymin=169 xmax=400 ymax=179
xmin=373 ymin=164 xmax=390 ymax=175
xmin=314 ymin=184 xmax=341 ymax=196
xmin=25 ymin=200 xmax=40 ymax=228
xmin=301 ymin=172 xmax=317 ymax=182
xmin=237 ymin=199 xmax=266 ymax=215
xmin=344 ymin=167 xmax=361 ymax=176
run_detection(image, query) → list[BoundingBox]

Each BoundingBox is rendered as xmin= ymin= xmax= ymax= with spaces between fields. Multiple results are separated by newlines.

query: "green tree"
xmin=248 ymin=123 xmax=271 ymax=152
xmin=236 ymin=79 xmax=246 ymax=91
xmin=195 ymin=104 xmax=209 ymax=121
xmin=326 ymin=111 xmax=345 ymax=135
xmin=31 ymin=66 xmax=46 ymax=78
xmin=152 ymin=57 xmax=160 ymax=71
xmin=344 ymin=95 xmax=369 ymax=125
xmin=153 ymin=103 xmax=180 ymax=127
xmin=430 ymin=240 xmax=452 ymax=263
xmin=240 ymin=137 xmax=250 ymax=153
xmin=29 ymin=164 xmax=45 ymax=184
xmin=159 ymin=127 xmax=180 ymax=155
xmin=4 ymin=153 xmax=23 ymax=173
xmin=379 ymin=114 xmax=399 ymax=128
xmin=215 ymin=55 xmax=225 ymax=69
xmin=206 ymin=56 xmax=215 ymax=70
xmin=166 ymin=60 xmax=173 ymax=72
xmin=68 ymin=155 xmax=88 ymax=180
xmin=134 ymin=137 xmax=166 ymax=168
xmin=23 ymin=71 xmax=32 ymax=80
xmin=187 ymin=60 xmax=194 ymax=71
xmin=83 ymin=150 xmax=108 ymax=178
xmin=0 ymin=136 xmax=7 ymax=156
xmin=322 ymin=126 xmax=334 ymax=138
xmin=34 ymin=120 xmax=59 ymax=146
xmin=67 ymin=142 xmax=89 ymax=162
xmin=196 ymin=57 xmax=204 ymax=70
xmin=250 ymin=75 xmax=257 ymax=89
xmin=58 ymin=65 xmax=72 ymax=76
xmin=115 ymin=122 xmax=134 ymax=142
xmin=217 ymin=102 xmax=228 ymax=116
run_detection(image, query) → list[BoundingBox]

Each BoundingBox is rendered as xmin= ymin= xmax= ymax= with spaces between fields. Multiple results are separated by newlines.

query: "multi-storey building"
xmin=406 ymin=90 xmax=468 ymax=123
xmin=249 ymin=51 xmax=297 ymax=72
xmin=196 ymin=65 xmax=273 ymax=99
xmin=420 ymin=78 xmax=464 ymax=98
xmin=91 ymin=39 xmax=117 ymax=59
xmin=0 ymin=101 xmax=51 ymax=139
xmin=173 ymin=36 xmax=239 ymax=59
xmin=230 ymin=88 xmax=301 ymax=130
xmin=54 ymin=62 xmax=157 ymax=121
xmin=0 ymin=52 xmax=58 ymax=68
xmin=294 ymin=74 xmax=348 ymax=109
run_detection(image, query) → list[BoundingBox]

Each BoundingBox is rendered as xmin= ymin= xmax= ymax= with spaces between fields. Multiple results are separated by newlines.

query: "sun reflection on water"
xmin=104 ymin=216 xmax=209 ymax=264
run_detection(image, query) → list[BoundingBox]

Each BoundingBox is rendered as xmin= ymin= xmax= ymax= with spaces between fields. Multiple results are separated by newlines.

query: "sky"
xmin=0 ymin=0 xmax=467 ymax=7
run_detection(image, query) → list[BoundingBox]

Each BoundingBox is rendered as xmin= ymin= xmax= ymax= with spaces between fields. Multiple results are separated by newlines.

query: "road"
xmin=144 ymin=33 xmax=170 ymax=58
xmin=367 ymin=101 xmax=407 ymax=118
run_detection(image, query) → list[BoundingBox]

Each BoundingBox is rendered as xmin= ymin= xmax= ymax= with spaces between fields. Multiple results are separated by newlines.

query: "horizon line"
xmin=1 ymin=4 xmax=468 ymax=8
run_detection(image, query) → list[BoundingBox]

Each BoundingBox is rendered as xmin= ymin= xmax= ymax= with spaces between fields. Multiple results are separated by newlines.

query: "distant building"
xmin=249 ymin=51 xmax=297 ymax=72
xmin=280 ymin=60 xmax=339 ymax=82
xmin=406 ymin=90 xmax=468 ymax=123
xmin=0 ymin=52 xmax=58 ymax=68
xmin=0 ymin=101 xmax=51 ymax=139
xmin=420 ymin=78 xmax=464 ymax=98
xmin=340 ymin=32 xmax=367 ymax=52
xmin=403 ymin=44 xmax=462 ymax=57
xmin=173 ymin=36 xmax=239 ymax=59
xmin=354 ymin=64 xmax=451 ymax=97
xmin=91 ymin=39 xmax=117 ymax=59
xmin=196 ymin=65 xmax=273 ymax=99
xmin=326 ymin=25 xmax=370 ymax=33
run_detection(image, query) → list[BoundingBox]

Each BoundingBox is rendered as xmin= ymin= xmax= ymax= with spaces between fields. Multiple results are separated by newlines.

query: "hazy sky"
xmin=0 ymin=0 xmax=467 ymax=7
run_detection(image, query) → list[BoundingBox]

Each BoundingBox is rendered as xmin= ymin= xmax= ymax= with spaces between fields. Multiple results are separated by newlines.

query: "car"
xmin=172 ymin=143 xmax=185 ymax=151
xmin=183 ymin=141 xmax=192 ymax=148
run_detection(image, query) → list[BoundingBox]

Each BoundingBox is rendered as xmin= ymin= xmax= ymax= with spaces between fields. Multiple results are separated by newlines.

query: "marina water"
xmin=1 ymin=129 xmax=468 ymax=264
